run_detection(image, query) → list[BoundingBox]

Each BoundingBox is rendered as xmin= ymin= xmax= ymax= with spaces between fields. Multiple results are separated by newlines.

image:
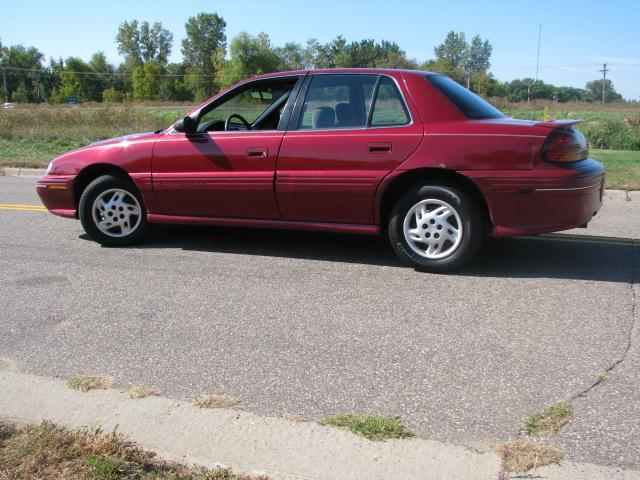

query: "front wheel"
xmin=388 ymin=184 xmax=483 ymax=272
xmin=78 ymin=175 xmax=152 ymax=246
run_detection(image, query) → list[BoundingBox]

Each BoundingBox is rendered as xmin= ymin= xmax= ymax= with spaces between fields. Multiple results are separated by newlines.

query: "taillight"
xmin=542 ymin=128 xmax=588 ymax=163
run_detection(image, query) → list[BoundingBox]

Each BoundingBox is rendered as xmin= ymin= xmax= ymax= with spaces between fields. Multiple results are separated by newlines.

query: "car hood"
xmin=85 ymin=131 xmax=159 ymax=149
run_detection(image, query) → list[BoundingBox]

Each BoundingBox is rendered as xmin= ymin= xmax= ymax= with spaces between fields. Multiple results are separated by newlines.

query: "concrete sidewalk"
xmin=1 ymin=367 xmax=639 ymax=480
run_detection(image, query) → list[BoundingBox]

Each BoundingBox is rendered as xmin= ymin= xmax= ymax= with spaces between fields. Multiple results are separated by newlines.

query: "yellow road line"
xmin=0 ymin=203 xmax=48 ymax=212
xmin=0 ymin=203 xmax=46 ymax=208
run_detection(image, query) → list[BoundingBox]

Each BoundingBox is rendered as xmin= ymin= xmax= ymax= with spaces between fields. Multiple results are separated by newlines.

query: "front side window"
xmin=299 ymin=75 xmax=377 ymax=130
xmin=370 ymin=77 xmax=411 ymax=127
xmin=197 ymin=78 xmax=297 ymax=132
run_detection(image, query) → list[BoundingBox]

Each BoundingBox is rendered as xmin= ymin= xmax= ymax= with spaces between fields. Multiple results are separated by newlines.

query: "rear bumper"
xmin=466 ymin=158 xmax=605 ymax=237
xmin=36 ymin=175 xmax=77 ymax=219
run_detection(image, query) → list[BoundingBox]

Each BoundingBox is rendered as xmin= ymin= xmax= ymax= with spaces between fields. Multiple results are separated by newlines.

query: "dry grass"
xmin=318 ymin=413 xmax=413 ymax=441
xmin=0 ymin=420 xmax=265 ymax=479
xmin=524 ymin=402 xmax=573 ymax=435
xmin=67 ymin=375 xmax=113 ymax=392
xmin=193 ymin=394 xmax=240 ymax=409
xmin=127 ymin=385 xmax=158 ymax=399
xmin=496 ymin=439 xmax=563 ymax=474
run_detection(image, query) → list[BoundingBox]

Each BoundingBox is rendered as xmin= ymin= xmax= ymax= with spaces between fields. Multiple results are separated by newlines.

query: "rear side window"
xmin=428 ymin=75 xmax=504 ymax=120
xmin=371 ymin=77 xmax=410 ymax=127
xmin=299 ymin=75 xmax=377 ymax=129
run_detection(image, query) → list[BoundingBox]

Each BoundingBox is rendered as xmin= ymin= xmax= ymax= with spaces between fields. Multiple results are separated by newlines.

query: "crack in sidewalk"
xmin=571 ymin=240 xmax=639 ymax=401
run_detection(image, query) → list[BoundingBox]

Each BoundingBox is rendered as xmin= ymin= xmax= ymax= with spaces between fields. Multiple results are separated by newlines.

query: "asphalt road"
xmin=1 ymin=175 xmax=638 ymax=469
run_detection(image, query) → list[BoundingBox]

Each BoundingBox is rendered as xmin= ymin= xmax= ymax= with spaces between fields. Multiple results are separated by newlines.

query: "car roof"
xmin=247 ymin=68 xmax=437 ymax=81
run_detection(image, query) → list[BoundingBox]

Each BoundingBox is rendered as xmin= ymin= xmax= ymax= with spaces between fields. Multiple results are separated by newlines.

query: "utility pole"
xmin=599 ymin=63 xmax=609 ymax=105
xmin=1 ymin=68 xmax=7 ymax=103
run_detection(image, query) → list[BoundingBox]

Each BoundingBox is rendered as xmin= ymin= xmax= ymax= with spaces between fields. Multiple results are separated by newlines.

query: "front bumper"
xmin=468 ymin=158 xmax=605 ymax=237
xmin=36 ymin=175 xmax=77 ymax=218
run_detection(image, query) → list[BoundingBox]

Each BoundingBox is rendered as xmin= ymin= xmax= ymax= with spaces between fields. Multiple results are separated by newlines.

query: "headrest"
xmin=335 ymin=103 xmax=357 ymax=126
xmin=311 ymin=107 xmax=335 ymax=129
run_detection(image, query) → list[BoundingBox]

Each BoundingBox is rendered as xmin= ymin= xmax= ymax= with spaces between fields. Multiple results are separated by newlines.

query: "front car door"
xmin=276 ymin=73 xmax=423 ymax=225
xmin=152 ymin=75 xmax=303 ymax=219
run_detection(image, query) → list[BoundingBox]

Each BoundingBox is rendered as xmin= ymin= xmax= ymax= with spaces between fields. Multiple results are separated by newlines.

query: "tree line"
xmin=0 ymin=13 xmax=625 ymax=104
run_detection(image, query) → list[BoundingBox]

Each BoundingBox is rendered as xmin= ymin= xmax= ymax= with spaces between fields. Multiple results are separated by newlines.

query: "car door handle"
xmin=247 ymin=147 xmax=268 ymax=158
xmin=368 ymin=143 xmax=391 ymax=153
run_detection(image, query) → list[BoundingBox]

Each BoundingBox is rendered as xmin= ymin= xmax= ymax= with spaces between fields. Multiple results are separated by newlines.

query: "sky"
xmin=1 ymin=0 xmax=639 ymax=99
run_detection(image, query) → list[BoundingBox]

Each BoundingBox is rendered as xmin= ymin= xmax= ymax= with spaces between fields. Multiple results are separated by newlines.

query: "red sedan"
xmin=37 ymin=69 xmax=604 ymax=271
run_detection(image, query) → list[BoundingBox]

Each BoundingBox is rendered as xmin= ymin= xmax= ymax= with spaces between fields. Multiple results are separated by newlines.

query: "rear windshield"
xmin=427 ymin=75 xmax=504 ymax=120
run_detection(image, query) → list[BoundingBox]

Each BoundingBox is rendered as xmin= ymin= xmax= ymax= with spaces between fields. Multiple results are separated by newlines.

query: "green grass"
xmin=504 ymin=108 xmax=640 ymax=150
xmin=0 ymin=420 xmax=264 ymax=479
xmin=524 ymin=402 xmax=573 ymax=436
xmin=318 ymin=413 xmax=412 ymax=441
xmin=590 ymin=149 xmax=640 ymax=190
xmin=0 ymin=105 xmax=186 ymax=168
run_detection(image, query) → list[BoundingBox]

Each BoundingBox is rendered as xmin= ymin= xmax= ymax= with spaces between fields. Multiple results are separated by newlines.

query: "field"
xmin=1 ymin=103 xmax=638 ymax=189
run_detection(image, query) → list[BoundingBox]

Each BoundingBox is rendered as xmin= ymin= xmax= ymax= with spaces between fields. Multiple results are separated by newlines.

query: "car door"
xmin=152 ymin=76 xmax=302 ymax=219
xmin=276 ymin=73 xmax=423 ymax=225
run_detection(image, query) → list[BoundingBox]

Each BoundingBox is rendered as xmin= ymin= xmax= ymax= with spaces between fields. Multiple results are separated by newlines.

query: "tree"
xmin=278 ymin=42 xmax=311 ymax=70
xmin=433 ymin=31 xmax=492 ymax=90
xmin=434 ymin=32 xmax=467 ymax=67
xmin=88 ymin=52 xmax=115 ymax=98
xmin=421 ymin=59 xmax=466 ymax=85
xmin=219 ymin=32 xmax=283 ymax=87
xmin=160 ymin=63 xmax=194 ymax=101
xmin=341 ymin=39 xmax=417 ymax=69
xmin=0 ymin=44 xmax=45 ymax=102
xmin=463 ymin=35 xmax=492 ymax=89
xmin=116 ymin=20 xmax=173 ymax=66
xmin=307 ymin=36 xmax=348 ymax=68
xmin=585 ymin=79 xmax=623 ymax=103
xmin=132 ymin=61 xmax=162 ymax=101
xmin=182 ymin=12 xmax=226 ymax=99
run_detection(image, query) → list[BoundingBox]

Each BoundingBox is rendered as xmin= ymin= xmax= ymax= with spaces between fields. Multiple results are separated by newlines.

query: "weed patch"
xmin=127 ymin=385 xmax=158 ymax=399
xmin=496 ymin=439 xmax=563 ymax=474
xmin=524 ymin=402 xmax=573 ymax=435
xmin=67 ymin=375 xmax=113 ymax=392
xmin=0 ymin=420 xmax=264 ymax=479
xmin=318 ymin=413 xmax=412 ymax=441
xmin=193 ymin=394 xmax=240 ymax=409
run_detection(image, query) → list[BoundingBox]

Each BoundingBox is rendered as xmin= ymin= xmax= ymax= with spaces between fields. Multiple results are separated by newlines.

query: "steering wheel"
xmin=224 ymin=113 xmax=251 ymax=131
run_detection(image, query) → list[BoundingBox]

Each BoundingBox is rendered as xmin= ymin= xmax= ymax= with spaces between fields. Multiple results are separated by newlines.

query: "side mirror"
xmin=173 ymin=115 xmax=197 ymax=134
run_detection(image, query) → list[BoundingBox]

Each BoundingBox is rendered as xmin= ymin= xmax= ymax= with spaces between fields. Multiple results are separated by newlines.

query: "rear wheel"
xmin=78 ymin=175 xmax=152 ymax=246
xmin=388 ymin=184 xmax=483 ymax=272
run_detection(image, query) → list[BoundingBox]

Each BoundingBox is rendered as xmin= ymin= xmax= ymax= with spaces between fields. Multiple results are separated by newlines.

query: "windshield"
xmin=427 ymin=75 xmax=504 ymax=120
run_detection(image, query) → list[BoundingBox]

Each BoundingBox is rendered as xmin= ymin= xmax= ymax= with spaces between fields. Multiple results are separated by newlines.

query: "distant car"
xmin=2 ymin=102 xmax=16 ymax=109
xmin=37 ymin=69 xmax=604 ymax=271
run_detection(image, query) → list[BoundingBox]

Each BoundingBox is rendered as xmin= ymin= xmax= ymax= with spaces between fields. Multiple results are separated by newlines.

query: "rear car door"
xmin=152 ymin=76 xmax=302 ymax=219
xmin=275 ymin=73 xmax=423 ymax=224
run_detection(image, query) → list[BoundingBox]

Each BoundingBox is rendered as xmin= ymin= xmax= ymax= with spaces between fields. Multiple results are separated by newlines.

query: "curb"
xmin=604 ymin=189 xmax=639 ymax=202
xmin=2 ymin=167 xmax=46 ymax=177
xmin=2 ymin=168 xmax=639 ymax=202
xmin=2 ymin=369 xmax=639 ymax=479
xmin=0 ymin=369 xmax=501 ymax=480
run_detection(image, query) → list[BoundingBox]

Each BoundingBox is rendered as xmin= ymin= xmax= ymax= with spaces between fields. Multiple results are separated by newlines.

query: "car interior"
xmin=196 ymin=78 xmax=298 ymax=133
xmin=300 ymin=75 xmax=376 ymax=130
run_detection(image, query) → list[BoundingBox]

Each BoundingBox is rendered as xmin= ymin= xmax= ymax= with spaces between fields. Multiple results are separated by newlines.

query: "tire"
xmin=388 ymin=184 xmax=483 ymax=272
xmin=78 ymin=175 xmax=152 ymax=246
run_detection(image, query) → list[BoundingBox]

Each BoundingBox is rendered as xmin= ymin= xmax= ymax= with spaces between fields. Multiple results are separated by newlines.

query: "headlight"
xmin=46 ymin=161 xmax=54 ymax=174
